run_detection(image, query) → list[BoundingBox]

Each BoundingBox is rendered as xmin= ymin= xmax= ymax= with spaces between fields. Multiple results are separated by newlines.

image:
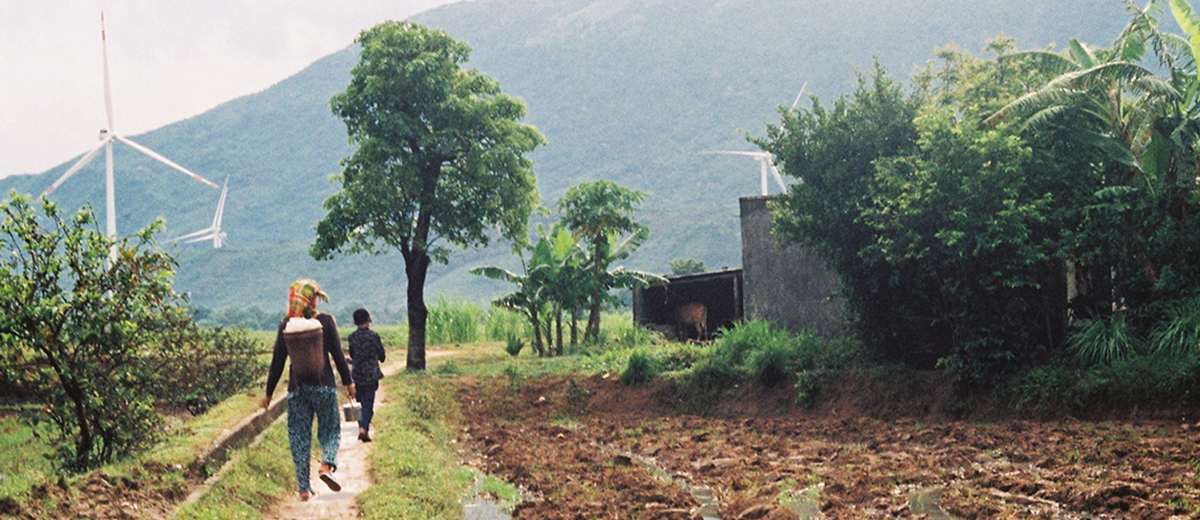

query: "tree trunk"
xmin=587 ymin=237 xmax=603 ymax=341
xmin=531 ymin=311 xmax=544 ymax=355
xmin=405 ymin=251 xmax=431 ymax=371
xmin=555 ymin=306 xmax=563 ymax=356
xmin=64 ymin=379 xmax=93 ymax=469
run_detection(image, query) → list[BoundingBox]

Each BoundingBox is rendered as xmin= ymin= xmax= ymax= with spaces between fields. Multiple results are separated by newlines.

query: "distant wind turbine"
xmin=42 ymin=12 xmax=220 ymax=246
xmin=702 ymin=150 xmax=788 ymax=196
xmin=172 ymin=177 xmax=229 ymax=248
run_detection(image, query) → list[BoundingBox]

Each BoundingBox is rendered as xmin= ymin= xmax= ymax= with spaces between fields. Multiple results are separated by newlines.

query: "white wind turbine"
xmin=42 ymin=13 xmax=220 ymax=245
xmin=172 ymin=177 xmax=229 ymax=248
xmin=701 ymin=82 xmax=806 ymax=196
xmin=703 ymin=151 xmax=788 ymax=195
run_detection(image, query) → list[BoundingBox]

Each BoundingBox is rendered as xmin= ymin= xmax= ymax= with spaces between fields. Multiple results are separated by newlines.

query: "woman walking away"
xmin=261 ymin=279 xmax=355 ymax=501
xmin=348 ymin=308 xmax=385 ymax=442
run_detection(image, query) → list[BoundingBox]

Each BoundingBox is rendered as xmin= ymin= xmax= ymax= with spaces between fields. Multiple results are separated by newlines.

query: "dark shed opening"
xmin=633 ymin=269 xmax=743 ymax=341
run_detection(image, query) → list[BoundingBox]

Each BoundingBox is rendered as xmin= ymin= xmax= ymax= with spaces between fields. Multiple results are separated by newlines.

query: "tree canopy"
xmin=313 ymin=21 xmax=544 ymax=370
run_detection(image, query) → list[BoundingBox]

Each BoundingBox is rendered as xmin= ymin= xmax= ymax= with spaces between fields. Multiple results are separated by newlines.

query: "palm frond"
xmin=998 ymin=50 xmax=1079 ymax=76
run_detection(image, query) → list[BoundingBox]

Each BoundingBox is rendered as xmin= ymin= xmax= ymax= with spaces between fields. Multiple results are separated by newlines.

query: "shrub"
xmin=146 ymin=325 xmax=264 ymax=415
xmin=621 ymin=350 xmax=657 ymax=385
xmin=0 ymin=195 xmax=190 ymax=471
xmin=795 ymin=370 xmax=820 ymax=407
xmin=748 ymin=340 xmax=795 ymax=388
xmin=715 ymin=320 xmax=791 ymax=365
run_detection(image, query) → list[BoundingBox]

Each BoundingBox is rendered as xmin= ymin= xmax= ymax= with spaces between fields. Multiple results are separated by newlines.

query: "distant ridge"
xmin=1 ymin=0 xmax=1129 ymax=319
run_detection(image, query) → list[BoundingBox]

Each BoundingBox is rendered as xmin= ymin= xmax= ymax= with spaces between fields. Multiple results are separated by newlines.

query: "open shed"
xmin=633 ymin=269 xmax=743 ymax=341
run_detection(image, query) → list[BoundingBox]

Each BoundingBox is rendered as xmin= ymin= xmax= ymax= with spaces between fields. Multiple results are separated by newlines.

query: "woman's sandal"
xmin=319 ymin=470 xmax=341 ymax=492
xmin=299 ymin=490 xmax=317 ymax=501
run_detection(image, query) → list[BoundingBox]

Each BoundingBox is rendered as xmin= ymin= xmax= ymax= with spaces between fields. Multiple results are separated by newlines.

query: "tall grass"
xmin=1149 ymin=296 xmax=1200 ymax=357
xmin=426 ymin=296 xmax=485 ymax=346
xmin=1068 ymin=314 xmax=1142 ymax=365
xmin=484 ymin=307 xmax=530 ymax=342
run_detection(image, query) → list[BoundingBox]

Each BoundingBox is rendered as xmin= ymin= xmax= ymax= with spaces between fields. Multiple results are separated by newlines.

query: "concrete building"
xmin=739 ymin=196 xmax=844 ymax=336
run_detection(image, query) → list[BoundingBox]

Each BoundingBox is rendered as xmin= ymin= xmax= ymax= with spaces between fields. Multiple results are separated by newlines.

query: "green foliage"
xmin=427 ymin=296 xmax=485 ymax=346
xmin=315 ymin=20 xmax=544 ymax=370
xmin=668 ymin=258 xmax=707 ymax=276
xmin=1149 ymin=296 xmax=1200 ymax=356
xmin=504 ymin=335 xmax=525 ymax=357
xmin=794 ymin=370 xmax=821 ymax=408
xmin=1000 ymin=352 xmax=1200 ymax=416
xmin=715 ymin=320 xmax=792 ymax=366
xmin=1068 ymin=314 xmax=1144 ymax=365
xmin=556 ymin=180 xmax=652 ymax=342
xmin=621 ymin=350 xmax=657 ymax=385
xmin=0 ymin=194 xmax=192 ymax=471
xmin=144 ymin=325 xmax=265 ymax=415
xmin=484 ymin=308 xmax=530 ymax=343
xmin=192 ymin=304 xmax=282 ymax=330
xmin=748 ymin=339 xmax=795 ymax=388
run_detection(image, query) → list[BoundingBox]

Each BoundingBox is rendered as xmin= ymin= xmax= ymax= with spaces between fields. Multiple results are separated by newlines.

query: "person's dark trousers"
xmin=356 ymin=381 xmax=379 ymax=432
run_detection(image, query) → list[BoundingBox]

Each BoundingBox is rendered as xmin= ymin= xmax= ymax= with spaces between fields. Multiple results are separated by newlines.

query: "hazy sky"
xmin=0 ymin=1 xmax=462 ymax=179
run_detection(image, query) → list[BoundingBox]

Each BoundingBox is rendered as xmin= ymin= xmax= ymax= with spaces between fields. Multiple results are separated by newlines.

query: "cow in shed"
xmin=675 ymin=302 xmax=707 ymax=342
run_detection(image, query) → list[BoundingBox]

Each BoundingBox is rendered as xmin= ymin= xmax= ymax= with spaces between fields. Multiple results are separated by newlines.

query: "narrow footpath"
xmin=263 ymin=350 xmax=457 ymax=520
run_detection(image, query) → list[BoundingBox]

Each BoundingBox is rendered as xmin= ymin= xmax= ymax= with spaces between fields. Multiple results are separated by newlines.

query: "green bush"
xmin=621 ymin=350 xmax=657 ymax=385
xmin=146 ymin=325 xmax=265 ymax=415
xmin=715 ymin=320 xmax=791 ymax=365
xmin=748 ymin=339 xmax=795 ymax=388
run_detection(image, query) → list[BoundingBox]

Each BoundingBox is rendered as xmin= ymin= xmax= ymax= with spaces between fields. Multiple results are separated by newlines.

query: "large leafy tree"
xmin=556 ymin=181 xmax=649 ymax=341
xmin=0 ymin=194 xmax=189 ymax=471
xmin=314 ymin=21 xmax=544 ymax=370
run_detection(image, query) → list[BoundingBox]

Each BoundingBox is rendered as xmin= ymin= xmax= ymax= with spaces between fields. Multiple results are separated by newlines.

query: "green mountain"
xmin=1 ymin=0 xmax=1129 ymax=322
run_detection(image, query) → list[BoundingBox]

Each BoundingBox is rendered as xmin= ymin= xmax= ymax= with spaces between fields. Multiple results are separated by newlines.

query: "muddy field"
xmin=457 ymin=373 xmax=1200 ymax=519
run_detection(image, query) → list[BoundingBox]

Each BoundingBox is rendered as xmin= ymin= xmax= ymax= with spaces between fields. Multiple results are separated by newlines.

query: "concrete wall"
xmin=739 ymin=196 xmax=845 ymax=336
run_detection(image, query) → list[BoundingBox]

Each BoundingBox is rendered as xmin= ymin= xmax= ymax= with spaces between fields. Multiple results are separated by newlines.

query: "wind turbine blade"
xmin=184 ymin=232 xmax=216 ymax=244
xmin=43 ymin=138 xmax=111 ymax=196
xmin=172 ymin=226 xmax=216 ymax=243
xmin=212 ymin=177 xmax=229 ymax=227
xmin=101 ymin=13 xmax=115 ymax=132
xmin=791 ymin=81 xmax=808 ymax=110
xmin=114 ymin=135 xmax=220 ymax=188
xmin=770 ymin=163 xmax=788 ymax=191
xmin=702 ymin=150 xmax=770 ymax=158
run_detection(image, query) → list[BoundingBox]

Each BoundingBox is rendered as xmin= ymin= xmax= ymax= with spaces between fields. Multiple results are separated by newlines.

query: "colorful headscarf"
xmin=287 ymin=279 xmax=329 ymax=319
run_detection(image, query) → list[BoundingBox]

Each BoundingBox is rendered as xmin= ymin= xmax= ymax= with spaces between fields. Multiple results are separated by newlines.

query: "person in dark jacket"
xmin=261 ymin=279 xmax=355 ymax=500
xmin=348 ymin=308 xmax=386 ymax=442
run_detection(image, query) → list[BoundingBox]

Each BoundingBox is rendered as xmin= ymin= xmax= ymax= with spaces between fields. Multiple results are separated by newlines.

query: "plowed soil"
xmin=457 ymin=373 xmax=1200 ymax=519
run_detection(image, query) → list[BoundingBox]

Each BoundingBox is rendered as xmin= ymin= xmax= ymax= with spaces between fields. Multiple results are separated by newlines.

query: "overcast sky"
xmin=0 ymin=1 xmax=462 ymax=179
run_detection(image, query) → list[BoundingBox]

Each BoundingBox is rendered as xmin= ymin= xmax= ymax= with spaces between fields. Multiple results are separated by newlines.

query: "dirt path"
xmin=264 ymin=349 xmax=458 ymax=520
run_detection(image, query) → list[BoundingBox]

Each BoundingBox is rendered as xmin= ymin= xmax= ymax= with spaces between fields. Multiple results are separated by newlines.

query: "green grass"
xmin=0 ymin=414 xmax=54 ymax=501
xmin=358 ymin=375 xmax=475 ymax=519
xmin=171 ymin=420 xmax=295 ymax=520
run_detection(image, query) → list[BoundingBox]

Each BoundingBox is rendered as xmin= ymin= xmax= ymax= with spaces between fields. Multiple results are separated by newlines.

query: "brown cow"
xmin=674 ymin=302 xmax=707 ymax=342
